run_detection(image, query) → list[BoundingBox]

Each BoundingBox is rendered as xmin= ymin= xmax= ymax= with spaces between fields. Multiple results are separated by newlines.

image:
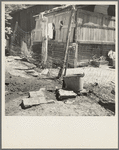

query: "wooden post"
xmin=41 ymin=16 xmax=48 ymax=66
xmin=10 ymin=22 xmax=18 ymax=54
xmin=74 ymin=7 xmax=78 ymax=68
xmin=74 ymin=43 xmax=78 ymax=68
xmin=58 ymin=5 xmax=76 ymax=78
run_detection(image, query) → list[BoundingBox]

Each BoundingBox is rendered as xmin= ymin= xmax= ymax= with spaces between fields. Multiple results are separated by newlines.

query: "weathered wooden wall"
xmin=32 ymin=6 xmax=116 ymax=67
xmin=76 ymin=9 xmax=115 ymax=63
xmin=45 ymin=8 xmax=75 ymax=43
xmin=35 ymin=6 xmax=115 ymax=44
xmin=76 ymin=9 xmax=115 ymax=43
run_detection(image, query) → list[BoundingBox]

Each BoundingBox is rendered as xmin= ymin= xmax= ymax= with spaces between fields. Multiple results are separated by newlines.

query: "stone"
xmin=56 ymin=89 xmax=77 ymax=100
xmin=111 ymin=89 xmax=115 ymax=95
xmin=25 ymin=70 xmax=39 ymax=77
xmin=28 ymin=88 xmax=46 ymax=98
xmin=78 ymin=89 xmax=89 ymax=96
xmin=22 ymin=97 xmax=54 ymax=108
xmin=40 ymin=69 xmax=49 ymax=75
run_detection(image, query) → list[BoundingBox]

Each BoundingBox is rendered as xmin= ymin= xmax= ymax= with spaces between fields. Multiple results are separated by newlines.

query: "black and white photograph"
xmin=2 ymin=1 xmax=118 ymax=149
xmin=4 ymin=2 xmax=117 ymax=116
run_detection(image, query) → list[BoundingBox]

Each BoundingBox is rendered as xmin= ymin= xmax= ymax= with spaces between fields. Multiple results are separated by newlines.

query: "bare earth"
xmin=5 ymin=56 xmax=115 ymax=116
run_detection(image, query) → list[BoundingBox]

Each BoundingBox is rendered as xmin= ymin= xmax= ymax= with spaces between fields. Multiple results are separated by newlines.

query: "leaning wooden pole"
xmin=58 ymin=5 xmax=76 ymax=78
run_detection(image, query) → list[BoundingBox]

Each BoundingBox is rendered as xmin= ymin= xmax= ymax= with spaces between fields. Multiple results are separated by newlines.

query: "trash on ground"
xmin=90 ymin=60 xmax=100 ymax=67
xmin=92 ymin=82 xmax=98 ymax=87
xmin=108 ymin=50 xmax=115 ymax=60
xmin=56 ymin=89 xmax=77 ymax=101
xmin=89 ymin=55 xmax=109 ymax=67
xmin=21 ymin=97 xmax=54 ymax=108
xmin=77 ymin=61 xmax=89 ymax=67
xmin=108 ymin=50 xmax=115 ymax=67
xmin=64 ymin=99 xmax=75 ymax=104
xmin=25 ymin=70 xmax=35 ymax=73
xmin=99 ymin=56 xmax=106 ymax=61
xmin=22 ymin=97 xmax=41 ymax=106
xmin=78 ymin=88 xmax=89 ymax=96
xmin=5 ymin=82 xmax=9 ymax=85
xmin=28 ymin=88 xmax=46 ymax=98
xmin=22 ymin=61 xmax=36 ymax=69
xmin=7 ymin=59 xmax=13 ymax=62
xmin=8 ymin=56 xmax=22 ymax=60
xmin=98 ymin=100 xmax=115 ymax=112
xmin=40 ymin=69 xmax=50 ymax=75
xmin=111 ymin=89 xmax=115 ymax=95
xmin=30 ymin=72 xmax=39 ymax=77
xmin=25 ymin=70 xmax=39 ymax=77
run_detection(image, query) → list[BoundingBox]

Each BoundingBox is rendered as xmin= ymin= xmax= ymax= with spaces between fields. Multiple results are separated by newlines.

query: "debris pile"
xmin=55 ymin=73 xmax=89 ymax=101
xmin=89 ymin=55 xmax=111 ymax=67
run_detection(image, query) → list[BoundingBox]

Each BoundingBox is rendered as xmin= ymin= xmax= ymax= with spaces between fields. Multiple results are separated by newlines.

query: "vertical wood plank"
xmin=90 ymin=27 xmax=92 ymax=41
xmin=61 ymin=27 xmax=64 ymax=42
xmin=88 ymin=27 xmax=90 ymax=41
xmin=112 ymin=30 xmax=114 ymax=42
xmin=85 ymin=27 xmax=87 ymax=41
xmin=99 ymin=28 xmax=101 ymax=41
xmin=92 ymin=28 xmax=94 ymax=41
xmin=74 ymin=43 xmax=78 ymax=68
xmin=42 ymin=17 xmax=48 ymax=65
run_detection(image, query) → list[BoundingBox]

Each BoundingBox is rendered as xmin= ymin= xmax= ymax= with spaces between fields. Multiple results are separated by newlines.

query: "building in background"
xmin=10 ymin=4 xmax=60 ymax=32
xmin=10 ymin=4 xmax=115 ymax=67
xmin=32 ymin=5 xmax=115 ymax=67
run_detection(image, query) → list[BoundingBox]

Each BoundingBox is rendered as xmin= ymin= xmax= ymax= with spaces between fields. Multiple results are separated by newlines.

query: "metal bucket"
xmin=63 ymin=74 xmax=84 ymax=92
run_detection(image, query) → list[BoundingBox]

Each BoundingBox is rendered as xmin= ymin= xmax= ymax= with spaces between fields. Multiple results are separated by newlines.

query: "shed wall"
xmin=76 ymin=9 xmax=115 ymax=43
xmin=46 ymin=10 xmax=75 ymax=42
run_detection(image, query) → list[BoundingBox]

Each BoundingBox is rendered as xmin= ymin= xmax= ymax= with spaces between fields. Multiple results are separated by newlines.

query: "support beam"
xmin=41 ymin=16 xmax=48 ymax=66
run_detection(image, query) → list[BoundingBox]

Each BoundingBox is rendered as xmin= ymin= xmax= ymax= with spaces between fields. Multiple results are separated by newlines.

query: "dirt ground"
xmin=5 ymin=56 xmax=115 ymax=116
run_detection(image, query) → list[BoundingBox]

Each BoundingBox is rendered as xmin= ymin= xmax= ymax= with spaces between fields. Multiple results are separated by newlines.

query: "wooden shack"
xmin=32 ymin=5 xmax=116 ymax=67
